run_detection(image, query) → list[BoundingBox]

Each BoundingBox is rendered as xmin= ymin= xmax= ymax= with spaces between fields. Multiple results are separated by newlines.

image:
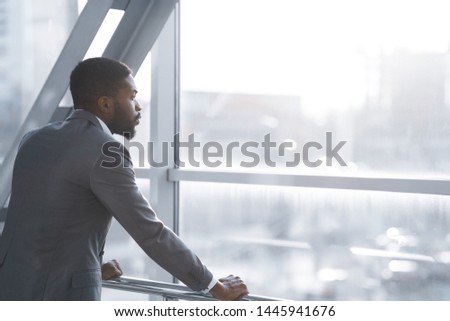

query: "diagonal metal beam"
xmin=50 ymin=107 xmax=74 ymax=123
xmin=0 ymin=0 xmax=115 ymax=208
xmin=103 ymin=0 xmax=177 ymax=72
xmin=112 ymin=0 xmax=130 ymax=10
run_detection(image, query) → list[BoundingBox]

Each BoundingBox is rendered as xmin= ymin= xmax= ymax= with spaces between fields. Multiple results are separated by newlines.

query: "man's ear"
xmin=97 ymin=96 xmax=115 ymax=114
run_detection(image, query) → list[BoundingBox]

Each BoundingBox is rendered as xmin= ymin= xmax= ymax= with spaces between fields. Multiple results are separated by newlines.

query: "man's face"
xmin=108 ymin=74 xmax=141 ymax=140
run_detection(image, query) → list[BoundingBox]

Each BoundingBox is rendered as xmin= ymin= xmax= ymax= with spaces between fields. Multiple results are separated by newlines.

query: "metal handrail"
xmin=102 ymin=276 xmax=280 ymax=301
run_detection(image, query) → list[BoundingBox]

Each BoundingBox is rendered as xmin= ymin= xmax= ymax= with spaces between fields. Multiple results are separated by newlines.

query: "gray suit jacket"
xmin=0 ymin=110 xmax=212 ymax=300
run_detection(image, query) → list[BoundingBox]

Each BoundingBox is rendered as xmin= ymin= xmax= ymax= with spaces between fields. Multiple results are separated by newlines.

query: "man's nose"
xmin=135 ymin=100 xmax=142 ymax=111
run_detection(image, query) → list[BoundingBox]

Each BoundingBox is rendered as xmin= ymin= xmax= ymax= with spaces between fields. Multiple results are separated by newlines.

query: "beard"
xmin=122 ymin=129 xmax=136 ymax=140
xmin=109 ymin=102 xmax=137 ymax=140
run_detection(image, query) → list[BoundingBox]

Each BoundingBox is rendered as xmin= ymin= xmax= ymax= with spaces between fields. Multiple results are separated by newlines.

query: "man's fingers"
xmin=215 ymin=275 xmax=249 ymax=300
xmin=102 ymin=260 xmax=123 ymax=280
xmin=219 ymin=275 xmax=242 ymax=283
xmin=111 ymin=259 xmax=123 ymax=274
xmin=113 ymin=266 xmax=122 ymax=276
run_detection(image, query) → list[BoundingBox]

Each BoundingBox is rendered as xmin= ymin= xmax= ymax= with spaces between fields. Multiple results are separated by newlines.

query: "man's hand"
xmin=209 ymin=275 xmax=249 ymax=301
xmin=101 ymin=259 xmax=123 ymax=280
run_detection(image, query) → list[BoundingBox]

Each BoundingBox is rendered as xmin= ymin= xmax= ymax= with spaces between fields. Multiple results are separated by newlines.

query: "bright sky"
xmin=180 ymin=0 xmax=450 ymax=120
xmin=78 ymin=0 xmax=450 ymax=121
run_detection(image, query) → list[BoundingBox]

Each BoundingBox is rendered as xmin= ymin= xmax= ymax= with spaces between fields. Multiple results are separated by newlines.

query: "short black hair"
xmin=70 ymin=57 xmax=132 ymax=108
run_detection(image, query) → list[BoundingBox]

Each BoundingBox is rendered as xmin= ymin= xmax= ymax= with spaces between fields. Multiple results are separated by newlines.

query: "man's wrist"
xmin=202 ymin=276 xmax=218 ymax=293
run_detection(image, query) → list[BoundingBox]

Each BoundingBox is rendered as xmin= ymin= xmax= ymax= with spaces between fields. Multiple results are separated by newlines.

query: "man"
xmin=0 ymin=57 xmax=248 ymax=300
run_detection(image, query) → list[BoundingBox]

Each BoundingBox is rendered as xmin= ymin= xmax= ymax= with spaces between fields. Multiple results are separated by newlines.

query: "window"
xmin=181 ymin=182 xmax=450 ymax=300
xmin=180 ymin=0 xmax=450 ymax=177
xmin=178 ymin=0 xmax=450 ymax=300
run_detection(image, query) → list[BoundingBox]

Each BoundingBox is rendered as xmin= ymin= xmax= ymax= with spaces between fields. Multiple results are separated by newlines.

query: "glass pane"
xmin=180 ymin=181 xmax=450 ymax=300
xmin=180 ymin=0 xmax=450 ymax=177
xmin=83 ymin=9 xmax=123 ymax=59
xmin=0 ymin=0 xmax=81 ymax=163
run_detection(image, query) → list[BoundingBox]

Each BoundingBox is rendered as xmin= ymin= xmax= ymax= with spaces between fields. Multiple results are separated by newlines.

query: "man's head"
xmin=70 ymin=57 xmax=141 ymax=139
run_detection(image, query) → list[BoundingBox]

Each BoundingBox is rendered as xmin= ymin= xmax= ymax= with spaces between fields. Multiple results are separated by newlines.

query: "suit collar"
xmin=94 ymin=115 xmax=113 ymax=136
xmin=66 ymin=109 xmax=101 ymax=127
xmin=66 ymin=109 xmax=114 ymax=136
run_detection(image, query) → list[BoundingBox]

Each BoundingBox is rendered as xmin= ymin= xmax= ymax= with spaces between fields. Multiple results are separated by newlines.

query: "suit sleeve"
xmin=89 ymin=141 xmax=213 ymax=291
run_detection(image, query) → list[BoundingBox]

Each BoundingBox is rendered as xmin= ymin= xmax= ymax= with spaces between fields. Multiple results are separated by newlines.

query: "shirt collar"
xmin=95 ymin=116 xmax=113 ymax=136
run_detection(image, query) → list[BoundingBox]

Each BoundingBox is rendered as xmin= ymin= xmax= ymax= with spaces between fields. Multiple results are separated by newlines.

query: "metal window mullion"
xmin=167 ymin=169 xmax=450 ymax=196
xmin=148 ymin=6 xmax=179 ymax=291
xmin=173 ymin=1 xmax=181 ymax=235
